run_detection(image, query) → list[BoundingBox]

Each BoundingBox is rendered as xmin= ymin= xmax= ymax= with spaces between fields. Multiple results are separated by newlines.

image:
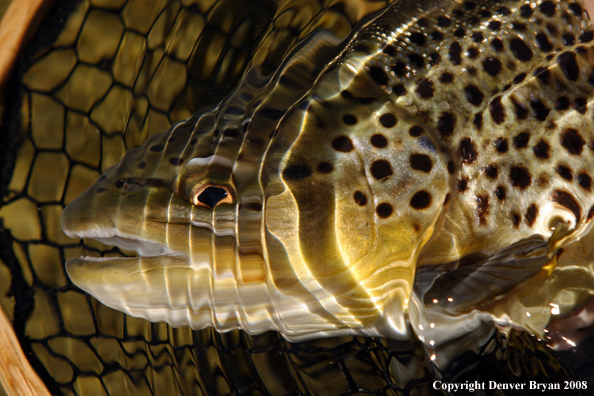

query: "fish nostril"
xmin=197 ymin=186 xmax=229 ymax=208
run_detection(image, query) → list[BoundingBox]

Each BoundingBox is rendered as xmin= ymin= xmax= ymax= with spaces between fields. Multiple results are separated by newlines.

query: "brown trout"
xmin=61 ymin=0 xmax=594 ymax=349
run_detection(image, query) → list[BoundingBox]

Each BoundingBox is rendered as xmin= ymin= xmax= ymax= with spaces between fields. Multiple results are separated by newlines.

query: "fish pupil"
xmin=197 ymin=186 xmax=228 ymax=208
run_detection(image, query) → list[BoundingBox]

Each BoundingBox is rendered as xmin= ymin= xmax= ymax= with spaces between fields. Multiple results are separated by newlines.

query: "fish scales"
xmin=61 ymin=0 xmax=594 ymax=347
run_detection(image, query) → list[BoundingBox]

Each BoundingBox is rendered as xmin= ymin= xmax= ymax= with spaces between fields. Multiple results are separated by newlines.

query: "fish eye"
xmin=192 ymin=185 xmax=233 ymax=208
xmin=548 ymin=216 xmax=565 ymax=231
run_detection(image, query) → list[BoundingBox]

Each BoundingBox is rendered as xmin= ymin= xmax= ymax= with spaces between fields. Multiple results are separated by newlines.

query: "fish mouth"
xmin=64 ymin=227 xmax=181 ymax=259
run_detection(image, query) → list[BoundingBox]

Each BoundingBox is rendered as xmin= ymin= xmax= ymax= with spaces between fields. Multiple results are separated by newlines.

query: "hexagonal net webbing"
xmin=0 ymin=0 xmax=593 ymax=395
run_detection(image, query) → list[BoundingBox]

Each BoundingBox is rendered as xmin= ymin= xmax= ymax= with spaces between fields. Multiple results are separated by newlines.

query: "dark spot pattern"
xmin=589 ymin=206 xmax=594 ymax=220
xmin=489 ymin=20 xmax=501 ymax=30
xmin=437 ymin=112 xmax=456 ymax=137
xmin=447 ymin=160 xmax=455 ymax=174
xmin=494 ymin=137 xmax=509 ymax=153
xmin=376 ymin=203 xmax=393 ymax=218
xmin=459 ymin=138 xmax=478 ymax=164
xmin=150 ymin=144 xmax=165 ymax=152
xmin=416 ymin=78 xmax=435 ymax=99
xmin=520 ymin=4 xmax=533 ymax=17
xmin=354 ymin=191 xmax=367 ymax=206
xmin=467 ymin=47 xmax=480 ymax=59
xmin=513 ymin=132 xmax=530 ymax=149
xmin=449 ymin=42 xmax=462 ymax=65
xmin=532 ymin=140 xmax=550 ymax=159
xmin=495 ymin=186 xmax=506 ymax=200
xmin=483 ymin=57 xmax=502 ymax=76
xmin=410 ymin=154 xmax=433 ymax=173
xmin=440 ymin=72 xmax=454 ymax=83
xmin=552 ymin=190 xmax=581 ymax=221
xmin=410 ymin=190 xmax=432 ymax=210
xmin=393 ymin=84 xmax=407 ymax=96
xmin=580 ymin=31 xmax=594 ymax=43
xmin=491 ymin=38 xmax=504 ymax=51
xmin=556 ymin=165 xmax=573 ymax=181
xmin=409 ymin=32 xmax=426 ymax=46
xmin=511 ymin=212 xmax=521 ymax=228
xmin=332 ymin=136 xmax=354 ymax=152
xmin=458 ymin=178 xmax=468 ymax=192
xmin=510 ymin=97 xmax=528 ymax=120
xmin=138 ymin=161 xmax=146 ymax=169
xmin=472 ymin=32 xmax=484 ymax=42
xmin=370 ymin=160 xmax=393 ymax=180
xmin=383 ymin=45 xmax=396 ymax=56
xmin=409 ymin=125 xmax=424 ymax=137
xmin=283 ymin=165 xmax=312 ymax=181
xmin=368 ymin=66 xmax=388 ymax=86
xmin=513 ymin=73 xmax=526 ymax=84
xmin=555 ymin=96 xmax=570 ymax=110
xmin=343 ymin=114 xmax=357 ymax=125
xmin=317 ymin=162 xmax=333 ymax=173
xmin=563 ymin=33 xmax=576 ymax=46
xmin=510 ymin=38 xmax=533 ymax=62
xmin=485 ymin=164 xmax=498 ymax=179
xmin=476 ymin=194 xmax=489 ymax=225
xmin=379 ymin=113 xmax=397 ymax=128
xmin=509 ymin=166 xmax=532 ymax=189
xmin=489 ymin=96 xmax=505 ymax=124
xmin=473 ymin=113 xmax=483 ymax=131
xmin=437 ymin=16 xmax=451 ymax=27
xmin=530 ymin=98 xmax=549 ymax=121
xmin=561 ymin=128 xmax=585 ymax=155
xmin=539 ymin=1 xmax=556 ymax=16
xmin=533 ymin=67 xmax=551 ymax=83
xmin=370 ymin=134 xmax=388 ymax=148
xmin=536 ymin=33 xmax=553 ymax=52
xmin=574 ymin=97 xmax=587 ymax=114
xmin=558 ymin=52 xmax=579 ymax=81
xmin=464 ymin=85 xmax=483 ymax=106
xmin=578 ymin=173 xmax=592 ymax=190
xmin=525 ymin=204 xmax=539 ymax=227
xmin=169 ymin=157 xmax=183 ymax=165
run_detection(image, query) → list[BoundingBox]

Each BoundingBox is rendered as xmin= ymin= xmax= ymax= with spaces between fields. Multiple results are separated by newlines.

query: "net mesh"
xmin=0 ymin=0 xmax=593 ymax=395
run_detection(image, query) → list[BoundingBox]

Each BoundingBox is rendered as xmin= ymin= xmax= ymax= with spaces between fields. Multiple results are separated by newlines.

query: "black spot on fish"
xmin=555 ymin=96 xmax=570 ymax=110
xmin=368 ymin=66 xmax=389 ymax=86
xmin=472 ymin=32 xmax=484 ymax=42
xmin=574 ymin=97 xmax=587 ymax=114
xmin=370 ymin=134 xmax=388 ymax=148
xmin=509 ymin=166 xmax=532 ymax=189
xmin=494 ymin=137 xmax=509 ymax=153
xmin=513 ymin=132 xmax=530 ymax=149
xmin=464 ymin=85 xmax=483 ymax=106
xmin=510 ymin=38 xmax=533 ymax=62
xmin=473 ymin=113 xmax=483 ymax=131
xmin=138 ymin=161 xmax=146 ymax=169
xmin=532 ymin=139 xmax=550 ymax=159
xmin=578 ymin=173 xmax=592 ymax=191
xmin=467 ymin=47 xmax=480 ymax=59
xmin=489 ymin=96 xmax=505 ymax=124
xmin=483 ymin=57 xmax=502 ymax=76
xmin=533 ymin=67 xmax=550 ymax=83
xmin=535 ymin=33 xmax=553 ymax=52
xmin=520 ymin=4 xmax=533 ymax=18
xmin=580 ymin=31 xmax=594 ymax=43
xmin=512 ymin=22 xmax=527 ymax=32
xmin=440 ymin=72 xmax=454 ymax=83
xmin=379 ymin=113 xmax=397 ymax=128
xmin=561 ymin=128 xmax=585 ymax=155
xmin=558 ymin=52 xmax=579 ymax=81
xmin=569 ymin=3 xmax=583 ymax=15
xmin=409 ymin=125 xmax=424 ymax=137
xmin=115 ymin=179 xmax=125 ymax=188
xmin=317 ymin=162 xmax=333 ymax=173
xmin=410 ymin=154 xmax=433 ymax=173
xmin=495 ymin=186 xmax=506 ymax=200
xmin=552 ymin=190 xmax=581 ymax=221
xmin=410 ymin=190 xmax=432 ymax=209
xmin=376 ymin=203 xmax=393 ymax=218
xmin=409 ymin=32 xmax=426 ymax=46
xmin=258 ymin=107 xmax=286 ymax=120
xmin=416 ymin=78 xmax=434 ymax=99
xmin=485 ymin=164 xmax=498 ymax=179
xmin=447 ymin=160 xmax=455 ymax=174
xmin=556 ymin=165 xmax=573 ymax=181
xmin=539 ymin=1 xmax=556 ymax=16
xmin=458 ymin=178 xmax=468 ymax=192
xmin=563 ymin=33 xmax=576 ymax=46
xmin=476 ymin=194 xmax=489 ymax=225
xmin=169 ymin=157 xmax=183 ymax=165
xmin=449 ymin=42 xmax=462 ymax=65
xmin=459 ymin=138 xmax=478 ymax=164
xmin=96 ymin=186 xmax=106 ymax=193
xmin=497 ymin=6 xmax=511 ymax=15
xmin=392 ymin=62 xmax=406 ymax=76
xmin=283 ymin=165 xmax=312 ymax=181
xmin=343 ymin=114 xmax=357 ymax=125
xmin=393 ymin=84 xmax=407 ymax=96
xmin=511 ymin=212 xmax=521 ymax=228
xmin=530 ymin=98 xmax=549 ymax=121
xmin=488 ymin=20 xmax=501 ymax=30
xmin=491 ymin=38 xmax=504 ymax=51
xmin=437 ymin=16 xmax=451 ymax=27
xmin=383 ymin=45 xmax=396 ymax=56
xmin=437 ymin=112 xmax=456 ymax=137
xmin=510 ymin=97 xmax=528 ymax=120
xmin=332 ymin=136 xmax=354 ymax=152
xmin=408 ymin=54 xmax=424 ymax=68
xmin=223 ymin=128 xmax=239 ymax=138
xmin=431 ymin=31 xmax=444 ymax=41
xmin=190 ymin=138 xmax=198 ymax=145
xmin=354 ymin=191 xmax=367 ymax=206
xmin=150 ymin=144 xmax=165 ymax=152
xmin=525 ymin=204 xmax=539 ymax=227
xmin=371 ymin=160 xmax=393 ymax=180
xmin=454 ymin=28 xmax=466 ymax=38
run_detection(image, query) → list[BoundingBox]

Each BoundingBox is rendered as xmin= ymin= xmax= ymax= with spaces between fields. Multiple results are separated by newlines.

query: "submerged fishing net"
xmin=0 ymin=0 xmax=593 ymax=394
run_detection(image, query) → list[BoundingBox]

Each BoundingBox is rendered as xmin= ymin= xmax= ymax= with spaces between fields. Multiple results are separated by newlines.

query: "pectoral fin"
xmin=423 ymin=223 xmax=570 ymax=315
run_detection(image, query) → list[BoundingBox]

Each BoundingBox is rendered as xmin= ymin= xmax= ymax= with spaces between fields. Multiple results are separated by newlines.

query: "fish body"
xmin=62 ymin=0 xmax=594 ymax=345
